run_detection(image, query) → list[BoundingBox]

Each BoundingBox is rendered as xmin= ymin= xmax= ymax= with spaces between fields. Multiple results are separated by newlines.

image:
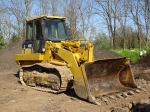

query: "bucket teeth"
xmin=95 ymin=101 xmax=101 ymax=105
xmin=140 ymin=88 xmax=147 ymax=92
xmin=135 ymin=89 xmax=140 ymax=93
xmin=94 ymin=99 xmax=101 ymax=105
xmin=101 ymin=97 xmax=108 ymax=102
xmin=137 ymin=86 xmax=147 ymax=92
xmin=109 ymin=95 xmax=116 ymax=100
xmin=116 ymin=94 xmax=123 ymax=98
xmin=137 ymin=86 xmax=141 ymax=89
xmin=122 ymin=92 xmax=128 ymax=97
xmin=128 ymin=91 xmax=134 ymax=95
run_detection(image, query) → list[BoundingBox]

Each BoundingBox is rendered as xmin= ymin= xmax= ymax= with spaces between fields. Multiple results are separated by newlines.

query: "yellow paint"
xmin=14 ymin=16 xmax=95 ymax=103
xmin=15 ymin=53 xmax=44 ymax=61
xmin=22 ymin=48 xmax=32 ymax=54
xmin=27 ymin=15 xmax=65 ymax=21
xmin=15 ymin=39 xmax=94 ymax=98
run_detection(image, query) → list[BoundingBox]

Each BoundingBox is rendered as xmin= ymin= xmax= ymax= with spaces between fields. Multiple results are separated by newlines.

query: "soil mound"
xmin=0 ymin=42 xmax=122 ymax=73
xmin=132 ymin=53 xmax=150 ymax=79
xmin=0 ymin=40 xmax=23 ymax=72
xmin=134 ymin=53 xmax=150 ymax=66
xmin=0 ymin=40 xmax=149 ymax=79
xmin=0 ymin=41 xmax=150 ymax=112
xmin=94 ymin=49 xmax=122 ymax=60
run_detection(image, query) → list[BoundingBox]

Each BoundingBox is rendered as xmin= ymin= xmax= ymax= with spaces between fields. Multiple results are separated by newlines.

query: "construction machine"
xmin=15 ymin=15 xmax=138 ymax=105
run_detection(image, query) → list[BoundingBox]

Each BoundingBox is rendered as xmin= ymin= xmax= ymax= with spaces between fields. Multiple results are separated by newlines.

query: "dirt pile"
xmin=0 ymin=41 xmax=150 ymax=112
xmin=0 ymin=40 xmax=23 ymax=72
xmin=132 ymin=53 xmax=150 ymax=80
xmin=94 ymin=49 xmax=122 ymax=60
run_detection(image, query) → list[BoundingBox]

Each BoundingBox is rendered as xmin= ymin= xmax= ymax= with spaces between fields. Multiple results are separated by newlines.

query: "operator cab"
xmin=44 ymin=18 xmax=67 ymax=41
xmin=23 ymin=15 xmax=67 ymax=52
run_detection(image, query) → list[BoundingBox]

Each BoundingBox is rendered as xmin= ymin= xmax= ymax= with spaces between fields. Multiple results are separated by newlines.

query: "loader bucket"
xmin=83 ymin=57 xmax=137 ymax=98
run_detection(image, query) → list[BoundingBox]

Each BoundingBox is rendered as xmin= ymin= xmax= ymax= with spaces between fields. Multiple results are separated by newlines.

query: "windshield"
xmin=44 ymin=19 xmax=67 ymax=41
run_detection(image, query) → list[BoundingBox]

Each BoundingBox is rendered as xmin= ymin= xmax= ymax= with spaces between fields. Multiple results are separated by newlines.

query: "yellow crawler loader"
xmin=15 ymin=15 xmax=137 ymax=105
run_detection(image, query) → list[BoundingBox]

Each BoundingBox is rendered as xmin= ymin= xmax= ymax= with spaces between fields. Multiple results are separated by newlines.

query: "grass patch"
xmin=111 ymin=49 xmax=140 ymax=63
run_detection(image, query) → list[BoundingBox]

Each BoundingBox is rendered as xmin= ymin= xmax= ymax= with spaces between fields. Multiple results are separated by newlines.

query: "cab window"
xmin=27 ymin=22 xmax=33 ymax=40
xmin=45 ymin=19 xmax=67 ymax=40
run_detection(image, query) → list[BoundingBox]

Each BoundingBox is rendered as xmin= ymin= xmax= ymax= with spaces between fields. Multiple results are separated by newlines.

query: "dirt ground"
xmin=0 ymin=41 xmax=150 ymax=112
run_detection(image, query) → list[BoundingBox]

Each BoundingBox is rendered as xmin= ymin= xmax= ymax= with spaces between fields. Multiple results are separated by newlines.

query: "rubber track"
xmin=19 ymin=63 xmax=73 ymax=93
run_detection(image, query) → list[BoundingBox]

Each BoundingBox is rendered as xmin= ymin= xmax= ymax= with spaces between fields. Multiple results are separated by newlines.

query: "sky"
xmin=0 ymin=0 xmax=149 ymax=39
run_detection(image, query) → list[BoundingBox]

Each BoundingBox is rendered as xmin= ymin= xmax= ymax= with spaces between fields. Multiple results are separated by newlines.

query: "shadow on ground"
xmin=131 ymin=103 xmax=150 ymax=112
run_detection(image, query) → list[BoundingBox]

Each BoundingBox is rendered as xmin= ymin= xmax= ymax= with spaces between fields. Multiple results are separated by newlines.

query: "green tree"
xmin=0 ymin=29 xmax=5 ymax=49
xmin=115 ymin=27 xmax=146 ymax=49
xmin=93 ymin=33 xmax=111 ymax=50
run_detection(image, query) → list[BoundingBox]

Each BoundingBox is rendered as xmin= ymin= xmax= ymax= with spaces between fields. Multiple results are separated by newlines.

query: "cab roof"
xmin=27 ymin=15 xmax=66 ymax=21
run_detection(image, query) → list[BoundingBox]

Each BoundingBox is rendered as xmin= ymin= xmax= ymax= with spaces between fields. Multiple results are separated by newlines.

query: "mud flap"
xmin=81 ymin=57 xmax=137 ymax=104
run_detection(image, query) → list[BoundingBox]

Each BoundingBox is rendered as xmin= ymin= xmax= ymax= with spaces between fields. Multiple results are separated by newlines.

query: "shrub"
xmin=146 ymin=47 xmax=150 ymax=53
xmin=11 ymin=34 xmax=20 ymax=42
xmin=0 ymin=33 xmax=5 ymax=49
xmin=93 ymin=33 xmax=111 ymax=50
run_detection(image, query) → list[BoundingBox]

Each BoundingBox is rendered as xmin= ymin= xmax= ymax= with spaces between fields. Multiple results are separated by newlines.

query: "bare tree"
xmin=116 ymin=0 xmax=130 ymax=49
xmin=0 ymin=0 xmax=149 ymax=49
xmin=24 ymin=0 xmax=33 ymax=18
xmin=50 ymin=0 xmax=60 ymax=16
xmin=77 ymin=0 xmax=94 ymax=38
xmin=129 ymin=0 xmax=143 ymax=49
xmin=0 ymin=0 xmax=34 ymax=40
xmin=63 ymin=0 xmax=80 ymax=39
xmin=35 ymin=0 xmax=50 ymax=15
xmin=94 ymin=0 xmax=121 ymax=49
xmin=141 ymin=0 xmax=150 ymax=48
